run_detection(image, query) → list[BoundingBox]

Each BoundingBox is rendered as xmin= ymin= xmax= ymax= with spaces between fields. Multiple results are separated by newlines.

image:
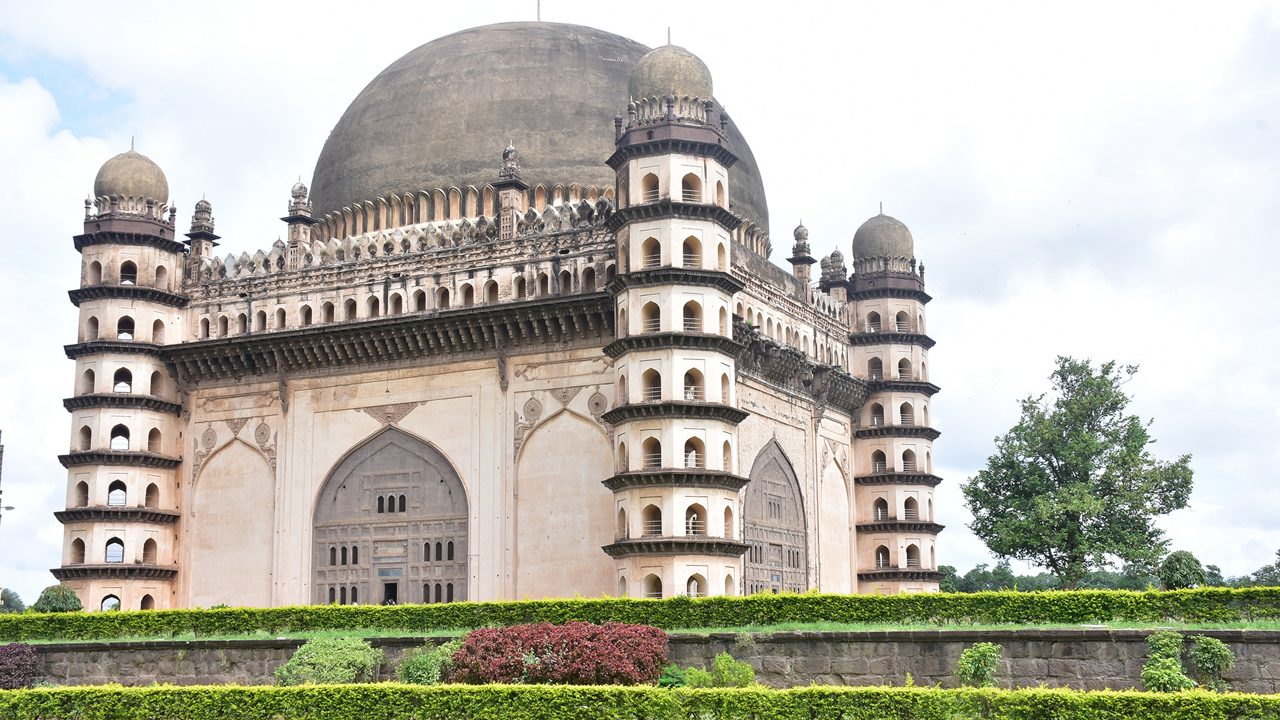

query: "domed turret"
xmin=629 ymin=45 xmax=713 ymax=101
xmin=852 ymin=212 xmax=913 ymax=260
xmin=93 ymin=149 xmax=169 ymax=205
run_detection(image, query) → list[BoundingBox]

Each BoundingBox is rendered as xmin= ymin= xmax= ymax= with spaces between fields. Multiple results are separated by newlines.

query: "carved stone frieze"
xmin=513 ymin=395 xmax=544 ymax=458
xmin=357 ymin=402 xmax=420 ymax=426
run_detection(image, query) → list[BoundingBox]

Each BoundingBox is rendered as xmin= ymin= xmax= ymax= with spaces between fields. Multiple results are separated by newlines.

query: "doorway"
xmin=383 ymin=582 xmax=398 ymax=605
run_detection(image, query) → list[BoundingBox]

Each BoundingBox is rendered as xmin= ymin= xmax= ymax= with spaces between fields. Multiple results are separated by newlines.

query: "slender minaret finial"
xmin=130 ymin=136 xmax=135 ymax=151
xmin=879 ymin=201 xmax=883 ymax=214
xmin=667 ymin=27 xmax=672 ymax=45
xmin=536 ymin=0 xmax=540 ymax=21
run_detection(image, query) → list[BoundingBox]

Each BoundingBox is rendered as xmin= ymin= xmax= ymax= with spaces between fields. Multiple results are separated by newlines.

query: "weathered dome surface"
xmin=93 ymin=150 xmax=169 ymax=204
xmin=852 ymin=213 xmax=914 ymax=259
xmin=629 ymin=45 xmax=713 ymax=100
xmin=310 ymin=21 xmax=769 ymax=230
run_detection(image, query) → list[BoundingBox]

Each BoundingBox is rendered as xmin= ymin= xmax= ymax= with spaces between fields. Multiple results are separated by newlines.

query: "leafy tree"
xmin=1203 ymin=565 xmax=1226 ymax=587
xmin=30 ymin=584 xmax=82 ymax=613
xmin=0 ymin=589 xmax=24 ymax=614
xmin=1248 ymin=550 xmax=1280 ymax=587
xmin=963 ymin=357 xmax=1193 ymax=589
xmin=1159 ymin=550 xmax=1207 ymax=590
xmin=937 ymin=565 xmax=959 ymax=593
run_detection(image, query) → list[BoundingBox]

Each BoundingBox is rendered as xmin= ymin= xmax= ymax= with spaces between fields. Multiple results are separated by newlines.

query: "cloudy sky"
xmin=0 ymin=1 xmax=1276 ymax=603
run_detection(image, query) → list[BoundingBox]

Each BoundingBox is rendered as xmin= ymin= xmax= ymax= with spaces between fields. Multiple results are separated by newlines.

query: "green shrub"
xmin=955 ymin=642 xmax=1002 ymax=687
xmin=4 ymin=587 xmax=1280 ymax=642
xmin=657 ymin=663 xmax=688 ymax=688
xmin=3 ymin=684 xmax=1280 ymax=719
xmin=395 ymin=639 xmax=461 ymax=685
xmin=1141 ymin=656 xmax=1196 ymax=692
xmin=1188 ymin=635 xmax=1236 ymax=692
xmin=685 ymin=652 xmax=755 ymax=688
xmin=1159 ymin=551 xmax=1207 ymax=590
xmin=1145 ymin=630 xmax=1184 ymax=661
xmin=29 ymin=585 xmax=81 ymax=614
xmin=273 ymin=637 xmax=383 ymax=686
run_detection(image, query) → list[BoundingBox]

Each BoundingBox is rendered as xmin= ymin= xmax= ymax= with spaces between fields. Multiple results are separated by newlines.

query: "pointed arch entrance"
xmin=743 ymin=440 xmax=809 ymax=594
xmin=312 ymin=427 xmax=468 ymax=605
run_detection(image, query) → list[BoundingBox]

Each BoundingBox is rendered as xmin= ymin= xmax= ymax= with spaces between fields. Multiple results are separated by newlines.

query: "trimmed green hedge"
xmin=2 ymin=684 xmax=1279 ymax=720
xmin=3 ymin=588 xmax=1280 ymax=642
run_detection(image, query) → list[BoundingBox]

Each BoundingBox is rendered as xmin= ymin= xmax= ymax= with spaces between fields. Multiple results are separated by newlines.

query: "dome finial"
xmin=879 ymin=201 xmax=883 ymax=215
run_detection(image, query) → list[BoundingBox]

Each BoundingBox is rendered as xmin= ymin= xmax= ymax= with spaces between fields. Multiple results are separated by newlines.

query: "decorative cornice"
xmin=607 ymin=268 xmax=745 ymax=295
xmin=848 ymin=332 xmax=936 ymax=350
xmin=58 ymin=450 xmax=182 ymax=469
xmin=165 ymin=294 xmax=613 ymax=384
xmin=606 ymin=200 xmax=744 ymax=233
xmin=867 ymin=379 xmax=942 ymax=397
xmin=604 ymin=332 xmax=742 ymax=359
xmin=848 ymin=287 xmax=932 ymax=304
xmin=74 ymin=231 xmax=187 ymax=255
xmin=55 ymin=507 xmax=180 ymax=524
xmin=68 ymin=285 xmax=189 ymax=308
xmin=853 ymin=425 xmax=941 ymax=441
xmin=64 ymin=340 xmax=165 ymax=360
xmin=857 ymin=568 xmax=945 ymax=583
xmin=601 ymin=469 xmax=750 ymax=492
xmin=735 ymin=320 xmax=870 ymax=414
xmin=855 ymin=521 xmax=945 ymax=534
xmin=51 ymin=564 xmax=178 ymax=580
xmin=853 ymin=472 xmax=944 ymax=487
xmin=607 ymin=137 xmax=738 ymax=171
xmin=601 ymin=401 xmax=749 ymax=425
xmin=601 ymin=537 xmax=749 ymax=559
xmin=63 ymin=394 xmax=182 ymax=415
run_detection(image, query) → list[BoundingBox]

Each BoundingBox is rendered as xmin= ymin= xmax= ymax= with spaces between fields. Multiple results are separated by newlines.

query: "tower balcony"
xmin=601 ymin=536 xmax=748 ymax=559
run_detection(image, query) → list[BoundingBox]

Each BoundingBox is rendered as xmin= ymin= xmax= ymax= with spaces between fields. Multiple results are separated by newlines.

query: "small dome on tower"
xmin=291 ymin=181 xmax=309 ymax=200
xmin=852 ymin=212 xmax=913 ymax=260
xmin=629 ymin=45 xmax=713 ymax=100
xmin=793 ymin=222 xmax=809 ymax=242
xmin=93 ymin=149 xmax=169 ymax=204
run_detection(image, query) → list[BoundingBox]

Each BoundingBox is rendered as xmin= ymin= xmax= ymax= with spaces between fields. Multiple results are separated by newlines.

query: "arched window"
xmin=85 ymin=316 xmax=99 ymax=342
xmin=871 ymin=450 xmax=887 ymax=474
xmin=615 ymin=375 xmax=628 ymax=406
xmin=900 ymin=402 xmax=914 ymax=426
xmin=906 ymin=544 xmax=921 ymax=568
xmin=301 ymin=306 xmax=313 ymax=326
xmin=723 ymin=506 xmax=735 ymax=538
xmin=330 ymin=546 xmax=337 ymax=566
xmin=344 ymin=298 xmax=358 ymax=320
xmin=387 ymin=494 xmax=396 ymax=513
xmin=149 ymin=370 xmax=163 ymax=398
xmin=413 ymin=291 xmax=426 ymax=312
xmin=898 ymin=358 xmax=913 ymax=381
xmin=78 ymin=425 xmax=92 ymax=451
xmin=447 ymin=583 xmax=454 ymax=602
xmin=558 ymin=270 xmax=572 ymax=294
xmin=616 ymin=507 xmax=628 ymax=539
xmin=618 ymin=306 xmax=628 ymax=337
xmin=684 ymin=504 xmax=707 ymax=535
xmin=368 ymin=296 xmax=382 ymax=316
xmin=145 ymin=483 xmax=159 ymax=508
xmin=682 ymin=236 xmax=702 ymax=268
xmin=867 ymin=357 xmax=883 ymax=381
xmin=682 ymin=368 xmax=704 ymax=401
xmin=641 ymin=504 xmax=662 ymax=537
xmin=116 ymin=316 xmax=134 ymax=341
xmin=341 ymin=546 xmax=348 ymax=565
xmin=617 ymin=440 xmax=628 ymax=471
xmin=100 ymin=595 xmax=121 ymax=611
xmin=484 ymin=281 xmax=499 ymax=304
xmin=422 ymin=584 xmax=430 ymax=603
xmin=641 ymin=237 xmax=661 ymax=268
xmin=71 ymin=538 xmax=85 ymax=564
xmin=866 ymin=312 xmax=881 ymax=333
xmin=447 ymin=541 xmax=454 ymax=561
xmin=80 ymin=368 xmax=95 ymax=395
xmin=119 ymin=261 xmax=137 ymax=285
xmin=681 ymin=173 xmax=702 ymax=203
xmin=461 ymin=285 xmax=474 ymax=307
xmin=351 ymin=546 xmax=359 ymax=565
xmin=683 ymin=437 xmax=705 ymax=469
xmin=152 ymin=319 xmax=165 ymax=344
xmin=142 ymin=538 xmax=157 ymax=564
xmin=686 ymin=573 xmax=707 ymax=598
xmin=720 ymin=374 xmax=730 ymax=404
xmin=105 ymin=537 xmax=124 ymax=564
xmin=719 ymin=307 xmax=729 ymax=335
xmin=87 ymin=261 xmax=102 ymax=285
xmin=216 ymin=315 xmax=229 ymax=337
xmin=928 ymin=498 xmax=934 ymax=522
xmin=275 ymin=308 xmax=286 ymax=329
xmin=904 ymin=497 xmax=920 ymax=521
xmin=236 ymin=313 xmax=248 ymax=334
xmin=875 ymin=545 xmax=891 ymax=568
xmin=895 ymin=311 xmax=911 ymax=333
xmin=618 ymin=576 xmax=628 ymax=597
xmin=340 ymin=587 xmax=347 ymax=605
xmin=147 ymin=428 xmax=161 ymax=453
xmin=873 ymin=497 xmax=889 ymax=521
xmin=642 ymin=437 xmax=662 ymax=469
xmin=640 ymin=173 xmax=659 ymax=203
xmin=390 ymin=294 xmax=404 ymax=315
xmin=255 ymin=310 xmax=267 ymax=331
xmin=377 ymin=496 xmax=385 ymax=513
xmin=140 ymin=594 xmax=155 ymax=610
xmin=435 ymin=583 xmax=443 ymax=603
xmin=641 ymin=302 xmax=661 ymax=332
xmin=74 ymin=481 xmax=89 ymax=507
xmin=923 ymin=405 xmax=930 ymax=427
xmin=582 ymin=267 xmax=596 ymax=292
xmin=424 ymin=543 xmax=431 ymax=562
xmin=642 ymin=573 xmax=663 ymax=599
xmin=435 ymin=542 xmax=443 ymax=561
xmin=606 ymin=264 xmax=617 ymax=283
xmin=926 ymin=451 xmax=933 ymax=474
xmin=902 ymin=449 xmax=918 ymax=472
xmin=869 ymin=403 xmax=885 ymax=427
xmin=537 ymin=273 xmax=549 ymax=296
xmin=320 ymin=302 xmax=334 ymax=323
xmin=513 ymin=276 xmax=526 ymax=299
xmin=717 ymin=244 xmax=727 ymax=271
xmin=715 ymin=181 xmax=725 ymax=208
xmin=154 ymin=265 xmax=168 ymax=290
xmin=109 ymin=424 xmax=130 ymax=451
xmin=199 ymin=317 xmax=210 ymax=339
xmin=398 ymin=495 xmax=406 ymax=512
xmin=724 ymin=573 xmax=735 ymax=595
xmin=436 ymin=288 xmax=450 ymax=309
xmin=682 ymin=301 xmax=702 ymax=332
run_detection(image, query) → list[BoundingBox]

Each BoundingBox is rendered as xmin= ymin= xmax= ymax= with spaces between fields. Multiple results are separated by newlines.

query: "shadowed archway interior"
xmin=312 ymin=427 xmax=467 ymax=605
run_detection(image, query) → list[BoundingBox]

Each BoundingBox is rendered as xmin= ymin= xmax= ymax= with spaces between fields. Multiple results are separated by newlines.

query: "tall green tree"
xmin=0 ymin=588 xmax=24 ymax=613
xmin=963 ymin=357 xmax=1193 ymax=589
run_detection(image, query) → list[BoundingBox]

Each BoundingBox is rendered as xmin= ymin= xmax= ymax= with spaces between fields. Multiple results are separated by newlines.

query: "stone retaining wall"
xmin=32 ymin=629 xmax=1280 ymax=693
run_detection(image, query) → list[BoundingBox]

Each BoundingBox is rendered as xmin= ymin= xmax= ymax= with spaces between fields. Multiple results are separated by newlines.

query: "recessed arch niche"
xmin=743 ymin=440 xmax=809 ymax=594
xmin=188 ymin=440 xmax=275 ymax=607
xmin=312 ymin=427 xmax=468 ymax=605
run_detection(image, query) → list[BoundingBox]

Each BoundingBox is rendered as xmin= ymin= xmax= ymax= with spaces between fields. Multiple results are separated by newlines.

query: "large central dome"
xmin=310 ymin=21 xmax=769 ymax=230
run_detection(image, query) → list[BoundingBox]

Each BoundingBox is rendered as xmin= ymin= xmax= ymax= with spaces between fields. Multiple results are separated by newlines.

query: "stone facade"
xmin=32 ymin=630 xmax=1280 ymax=693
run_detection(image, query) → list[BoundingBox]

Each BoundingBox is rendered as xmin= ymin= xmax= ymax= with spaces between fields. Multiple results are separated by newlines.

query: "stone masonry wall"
xmin=33 ymin=630 xmax=1280 ymax=693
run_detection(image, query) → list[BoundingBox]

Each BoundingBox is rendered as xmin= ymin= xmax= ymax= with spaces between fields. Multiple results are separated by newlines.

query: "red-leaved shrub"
xmin=446 ymin=621 xmax=668 ymax=685
xmin=0 ymin=643 xmax=39 ymax=689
